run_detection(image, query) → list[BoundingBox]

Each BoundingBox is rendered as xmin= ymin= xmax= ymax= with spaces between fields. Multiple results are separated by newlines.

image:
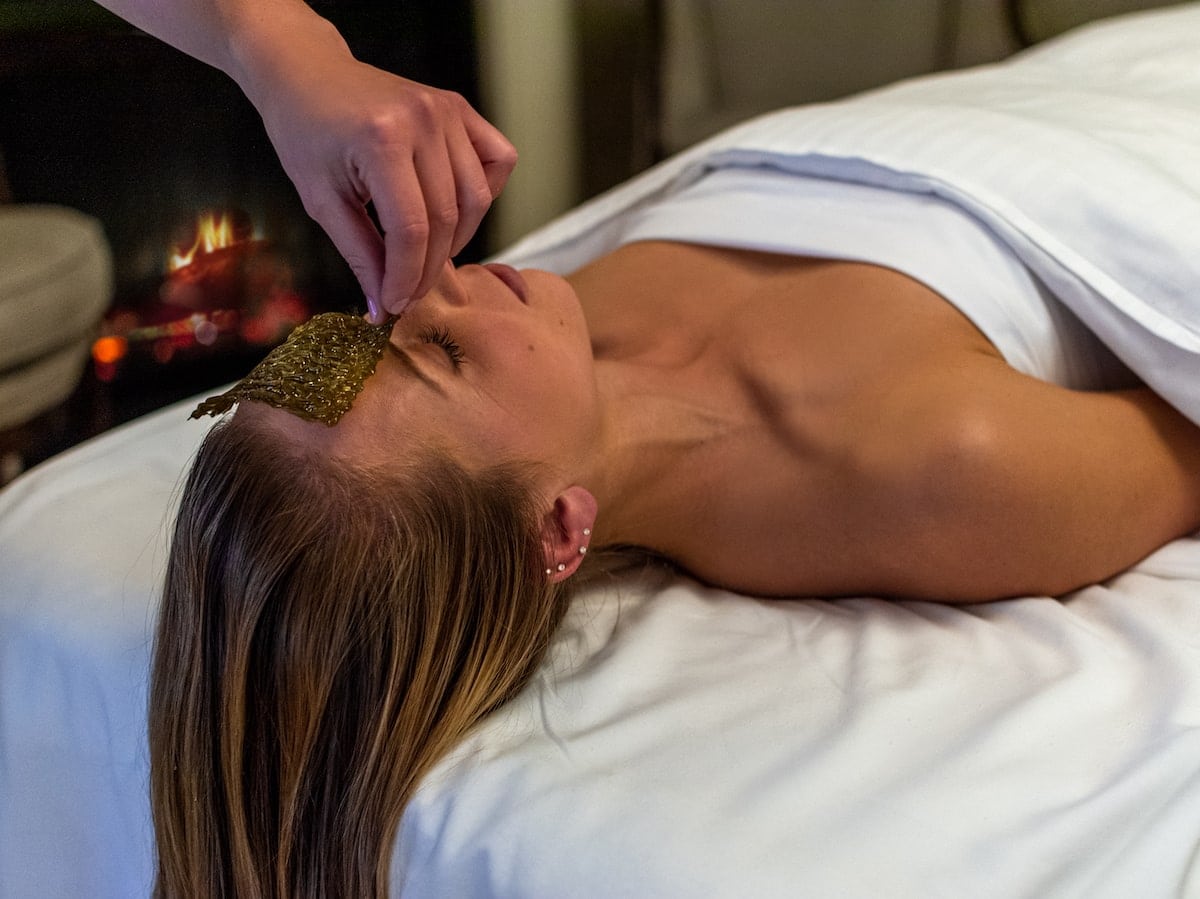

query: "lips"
xmin=482 ymin=263 xmax=529 ymax=303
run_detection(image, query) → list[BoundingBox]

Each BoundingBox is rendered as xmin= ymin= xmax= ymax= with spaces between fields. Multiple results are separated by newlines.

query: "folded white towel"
xmin=501 ymin=5 xmax=1200 ymax=422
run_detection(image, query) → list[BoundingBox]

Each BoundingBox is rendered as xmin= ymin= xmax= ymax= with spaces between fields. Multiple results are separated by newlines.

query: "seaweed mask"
xmin=191 ymin=313 xmax=395 ymax=426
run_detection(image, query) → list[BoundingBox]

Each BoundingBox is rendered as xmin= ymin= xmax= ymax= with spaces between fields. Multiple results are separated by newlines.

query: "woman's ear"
xmin=541 ymin=485 xmax=598 ymax=583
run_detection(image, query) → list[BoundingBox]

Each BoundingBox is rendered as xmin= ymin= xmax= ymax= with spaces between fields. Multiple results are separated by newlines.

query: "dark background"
xmin=0 ymin=0 xmax=485 ymax=469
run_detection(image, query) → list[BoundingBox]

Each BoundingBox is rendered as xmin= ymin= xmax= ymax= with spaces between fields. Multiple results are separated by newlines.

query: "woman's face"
xmin=252 ymin=263 xmax=600 ymax=479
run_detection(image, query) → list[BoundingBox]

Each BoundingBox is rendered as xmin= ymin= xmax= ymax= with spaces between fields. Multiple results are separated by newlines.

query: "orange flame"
xmin=91 ymin=335 xmax=128 ymax=365
xmin=169 ymin=211 xmax=238 ymax=271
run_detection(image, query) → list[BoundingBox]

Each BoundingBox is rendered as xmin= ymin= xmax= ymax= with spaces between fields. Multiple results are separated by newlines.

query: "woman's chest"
xmin=572 ymin=242 xmax=1003 ymax=592
xmin=576 ymin=241 xmax=997 ymax=449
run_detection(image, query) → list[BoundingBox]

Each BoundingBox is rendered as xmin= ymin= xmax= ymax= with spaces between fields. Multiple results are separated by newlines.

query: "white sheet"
xmin=618 ymin=165 xmax=1133 ymax=391
xmin=501 ymin=3 xmax=1200 ymax=427
xmin=399 ymin=563 xmax=1200 ymax=898
xmin=4 ymin=6 xmax=1200 ymax=898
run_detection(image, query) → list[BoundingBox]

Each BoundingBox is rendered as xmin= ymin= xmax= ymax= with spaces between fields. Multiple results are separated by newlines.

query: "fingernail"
xmin=365 ymin=296 xmax=381 ymax=324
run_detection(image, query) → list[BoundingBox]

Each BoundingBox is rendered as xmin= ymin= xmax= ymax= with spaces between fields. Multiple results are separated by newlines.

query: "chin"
xmin=523 ymin=269 xmax=578 ymax=305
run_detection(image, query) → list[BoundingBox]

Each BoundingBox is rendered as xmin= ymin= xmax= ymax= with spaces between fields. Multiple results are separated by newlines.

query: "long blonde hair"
xmin=150 ymin=414 xmax=573 ymax=897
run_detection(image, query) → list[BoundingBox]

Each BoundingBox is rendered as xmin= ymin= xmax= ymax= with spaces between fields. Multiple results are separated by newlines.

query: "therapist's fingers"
xmin=409 ymin=142 xmax=462 ymax=302
xmin=370 ymin=154 xmax=434 ymax=315
xmin=445 ymin=123 xmax=498 ymax=258
xmin=360 ymin=92 xmax=517 ymax=315
xmin=304 ymin=185 xmax=387 ymax=321
xmin=371 ymin=95 xmax=515 ymax=311
xmin=462 ymin=102 xmax=518 ymax=202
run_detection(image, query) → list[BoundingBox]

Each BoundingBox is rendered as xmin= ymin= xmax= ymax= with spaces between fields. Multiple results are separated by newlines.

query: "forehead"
xmin=192 ymin=313 xmax=395 ymax=426
xmin=237 ymin=348 xmax=432 ymax=466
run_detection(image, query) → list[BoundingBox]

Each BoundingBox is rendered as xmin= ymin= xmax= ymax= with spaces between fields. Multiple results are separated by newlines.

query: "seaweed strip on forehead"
xmin=190 ymin=312 xmax=395 ymax=426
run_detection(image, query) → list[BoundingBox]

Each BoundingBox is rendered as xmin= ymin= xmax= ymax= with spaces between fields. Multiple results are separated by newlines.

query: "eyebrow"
xmin=385 ymin=342 xmax=447 ymax=396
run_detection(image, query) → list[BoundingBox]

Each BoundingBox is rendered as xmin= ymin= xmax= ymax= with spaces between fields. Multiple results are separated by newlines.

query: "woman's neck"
xmin=581 ymin=351 xmax=745 ymax=554
xmin=565 ymin=241 xmax=769 ymax=552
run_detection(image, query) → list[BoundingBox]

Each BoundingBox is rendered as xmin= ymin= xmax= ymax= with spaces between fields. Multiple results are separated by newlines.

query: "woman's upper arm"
xmin=860 ymin=359 xmax=1200 ymax=601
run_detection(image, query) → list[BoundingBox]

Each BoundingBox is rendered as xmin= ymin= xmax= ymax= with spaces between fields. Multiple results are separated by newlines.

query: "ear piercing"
xmin=546 ymin=528 xmax=595 ymax=577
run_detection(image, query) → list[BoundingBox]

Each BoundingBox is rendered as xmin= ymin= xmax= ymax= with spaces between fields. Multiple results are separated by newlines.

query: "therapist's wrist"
xmin=224 ymin=0 xmax=353 ymax=110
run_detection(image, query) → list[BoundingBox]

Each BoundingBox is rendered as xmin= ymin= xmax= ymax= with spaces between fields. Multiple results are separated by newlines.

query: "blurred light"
xmin=91 ymin=335 xmax=128 ymax=365
xmin=195 ymin=319 xmax=220 ymax=346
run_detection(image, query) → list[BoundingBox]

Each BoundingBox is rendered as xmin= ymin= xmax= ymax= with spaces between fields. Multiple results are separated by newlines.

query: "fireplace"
xmin=0 ymin=0 xmax=483 ymax=462
xmin=90 ymin=206 xmax=312 ymax=385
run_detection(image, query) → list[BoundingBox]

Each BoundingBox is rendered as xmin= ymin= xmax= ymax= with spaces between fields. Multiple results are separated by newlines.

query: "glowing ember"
xmin=91 ymin=335 xmax=128 ymax=366
xmin=169 ymin=210 xmax=239 ymax=272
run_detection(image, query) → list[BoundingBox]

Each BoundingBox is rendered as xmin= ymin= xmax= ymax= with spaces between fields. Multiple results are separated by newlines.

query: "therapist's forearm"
xmin=91 ymin=0 xmax=352 ymax=105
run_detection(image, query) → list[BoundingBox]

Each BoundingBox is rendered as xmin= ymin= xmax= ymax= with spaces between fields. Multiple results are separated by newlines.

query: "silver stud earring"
xmin=556 ymin=563 xmax=566 ymax=572
xmin=579 ymin=546 xmax=588 ymax=555
xmin=583 ymin=528 xmax=591 ymax=537
xmin=545 ymin=568 xmax=552 ymax=576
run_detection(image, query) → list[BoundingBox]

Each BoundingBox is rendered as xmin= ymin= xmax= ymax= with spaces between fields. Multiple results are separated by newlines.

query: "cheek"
xmin=472 ymin=342 xmax=582 ymax=445
xmin=482 ymin=315 xmax=578 ymax=385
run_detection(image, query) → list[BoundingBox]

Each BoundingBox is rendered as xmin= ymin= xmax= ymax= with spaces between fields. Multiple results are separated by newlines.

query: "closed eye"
xmin=419 ymin=326 xmax=465 ymax=368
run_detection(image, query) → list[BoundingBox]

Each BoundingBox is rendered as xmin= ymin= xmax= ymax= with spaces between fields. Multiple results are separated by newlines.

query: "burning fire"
xmin=169 ymin=210 xmax=239 ymax=271
xmin=90 ymin=205 xmax=312 ymax=382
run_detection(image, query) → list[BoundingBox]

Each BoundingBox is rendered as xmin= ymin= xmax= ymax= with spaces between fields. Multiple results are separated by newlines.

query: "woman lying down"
xmin=152 ymin=161 xmax=1200 ymax=895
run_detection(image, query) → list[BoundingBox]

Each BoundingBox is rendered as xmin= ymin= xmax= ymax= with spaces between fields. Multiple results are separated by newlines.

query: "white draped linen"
xmin=5 ymin=6 xmax=1200 ymax=897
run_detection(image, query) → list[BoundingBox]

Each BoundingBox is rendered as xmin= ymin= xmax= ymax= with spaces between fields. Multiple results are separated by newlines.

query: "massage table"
xmin=5 ymin=5 xmax=1200 ymax=896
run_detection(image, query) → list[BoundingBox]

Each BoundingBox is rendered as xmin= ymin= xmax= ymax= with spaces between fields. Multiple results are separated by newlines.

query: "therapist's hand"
xmin=251 ymin=55 xmax=517 ymax=322
xmin=89 ymin=1 xmax=513 ymax=320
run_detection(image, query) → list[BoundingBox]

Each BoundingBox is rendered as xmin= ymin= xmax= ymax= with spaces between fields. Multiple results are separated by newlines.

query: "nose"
xmin=427 ymin=261 xmax=469 ymax=307
xmin=391 ymin=263 xmax=471 ymax=334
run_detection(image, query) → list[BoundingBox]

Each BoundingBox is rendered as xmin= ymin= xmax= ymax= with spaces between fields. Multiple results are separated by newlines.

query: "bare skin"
xmin=252 ymin=240 xmax=1200 ymax=603
xmin=568 ymin=241 xmax=1200 ymax=601
xmin=87 ymin=0 xmax=1200 ymax=602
